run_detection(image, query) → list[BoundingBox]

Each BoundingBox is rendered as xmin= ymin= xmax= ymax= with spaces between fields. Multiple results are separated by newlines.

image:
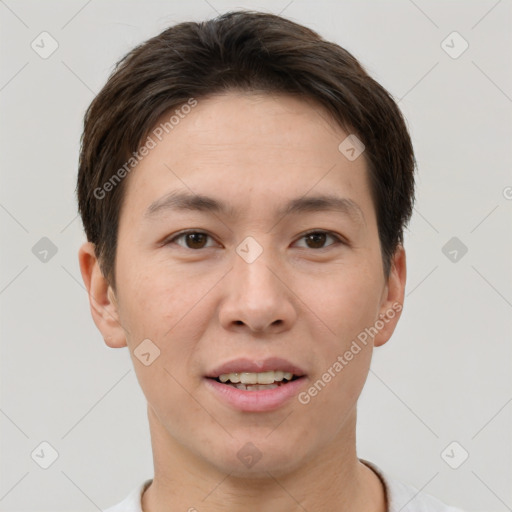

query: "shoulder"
xmin=360 ymin=459 xmax=467 ymax=512
xmin=103 ymin=479 xmax=153 ymax=512
xmin=102 ymin=469 xmax=468 ymax=512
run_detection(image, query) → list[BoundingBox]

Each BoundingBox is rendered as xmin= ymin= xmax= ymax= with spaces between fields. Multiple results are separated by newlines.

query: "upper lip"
xmin=205 ymin=357 xmax=306 ymax=378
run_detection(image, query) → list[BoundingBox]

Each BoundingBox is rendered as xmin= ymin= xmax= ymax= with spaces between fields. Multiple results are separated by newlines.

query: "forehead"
xmin=120 ymin=91 xmax=372 ymax=222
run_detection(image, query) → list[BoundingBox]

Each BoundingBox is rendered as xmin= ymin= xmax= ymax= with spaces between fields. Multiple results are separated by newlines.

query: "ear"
xmin=373 ymin=245 xmax=406 ymax=348
xmin=78 ymin=241 xmax=127 ymax=348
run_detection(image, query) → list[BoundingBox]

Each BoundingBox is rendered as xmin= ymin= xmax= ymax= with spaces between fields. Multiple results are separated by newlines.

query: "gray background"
xmin=1 ymin=0 xmax=511 ymax=510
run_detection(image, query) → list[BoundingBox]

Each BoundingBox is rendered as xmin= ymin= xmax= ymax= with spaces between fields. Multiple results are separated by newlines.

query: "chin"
xmin=204 ymin=437 xmax=308 ymax=478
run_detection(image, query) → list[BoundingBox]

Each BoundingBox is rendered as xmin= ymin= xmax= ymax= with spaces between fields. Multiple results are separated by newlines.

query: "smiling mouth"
xmin=211 ymin=370 xmax=301 ymax=390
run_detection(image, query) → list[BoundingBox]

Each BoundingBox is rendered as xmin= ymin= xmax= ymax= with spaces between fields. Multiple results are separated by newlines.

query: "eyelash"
xmin=164 ymin=229 xmax=345 ymax=250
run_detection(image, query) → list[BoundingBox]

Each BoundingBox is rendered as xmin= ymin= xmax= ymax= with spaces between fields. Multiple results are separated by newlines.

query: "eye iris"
xmin=186 ymin=233 xmax=207 ymax=249
xmin=306 ymin=232 xmax=327 ymax=249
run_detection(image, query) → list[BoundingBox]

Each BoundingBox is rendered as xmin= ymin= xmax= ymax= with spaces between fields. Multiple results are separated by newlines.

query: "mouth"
xmin=211 ymin=370 xmax=301 ymax=391
xmin=204 ymin=358 xmax=307 ymax=412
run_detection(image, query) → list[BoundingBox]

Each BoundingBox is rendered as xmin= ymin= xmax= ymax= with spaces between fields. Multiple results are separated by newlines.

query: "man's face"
xmin=83 ymin=92 xmax=404 ymax=477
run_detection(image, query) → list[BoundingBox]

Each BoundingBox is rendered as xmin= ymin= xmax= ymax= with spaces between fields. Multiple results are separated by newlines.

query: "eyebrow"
xmin=144 ymin=190 xmax=366 ymax=225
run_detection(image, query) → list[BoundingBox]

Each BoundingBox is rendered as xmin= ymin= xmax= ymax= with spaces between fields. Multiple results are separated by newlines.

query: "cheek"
xmin=305 ymin=265 xmax=382 ymax=345
xmin=117 ymin=259 xmax=198 ymax=336
xmin=306 ymin=335 xmax=373 ymax=428
xmin=301 ymin=267 xmax=381 ymax=409
xmin=117 ymin=260 xmax=219 ymax=385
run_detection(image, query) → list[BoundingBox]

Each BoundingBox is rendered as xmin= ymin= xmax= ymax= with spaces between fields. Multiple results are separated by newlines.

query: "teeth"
xmin=241 ymin=372 xmax=258 ymax=384
xmin=218 ymin=370 xmax=294 ymax=384
xmin=219 ymin=373 xmax=240 ymax=383
xmin=273 ymin=371 xmax=284 ymax=382
xmin=234 ymin=383 xmax=279 ymax=391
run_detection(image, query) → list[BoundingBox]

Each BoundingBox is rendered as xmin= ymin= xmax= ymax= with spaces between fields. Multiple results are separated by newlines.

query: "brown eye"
xmin=305 ymin=232 xmax=327 ymax=249
xmin=296 ymin=230 xmax=343 ymax=249
xmin=167 ymin=231 xmax=215 ymax=249
xmin=183 ymin=232 xmax=208 ymax=249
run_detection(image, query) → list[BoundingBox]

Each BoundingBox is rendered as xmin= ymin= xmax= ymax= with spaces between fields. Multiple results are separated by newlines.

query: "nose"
xmin=218 ymin=242 xmax=297 ymax=335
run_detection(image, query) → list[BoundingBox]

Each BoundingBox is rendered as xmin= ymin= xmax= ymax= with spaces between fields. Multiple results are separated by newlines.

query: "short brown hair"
xmin=77 ymin=10 xmax=415 ymax=290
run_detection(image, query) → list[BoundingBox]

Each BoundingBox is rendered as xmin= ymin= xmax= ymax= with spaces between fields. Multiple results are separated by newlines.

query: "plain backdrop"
xmin=1 ymin=1 xmax=511 ymax=511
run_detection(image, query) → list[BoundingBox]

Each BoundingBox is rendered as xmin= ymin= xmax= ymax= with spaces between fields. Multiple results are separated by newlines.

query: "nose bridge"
xmin=233 ymin=234 xmax=280 ymax=303
xmin=219 ymin=234 xmax=294 ymax=332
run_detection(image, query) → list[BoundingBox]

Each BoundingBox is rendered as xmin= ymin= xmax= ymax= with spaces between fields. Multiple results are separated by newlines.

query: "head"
xmin=77 ymin=11 xmax=414 ymax=477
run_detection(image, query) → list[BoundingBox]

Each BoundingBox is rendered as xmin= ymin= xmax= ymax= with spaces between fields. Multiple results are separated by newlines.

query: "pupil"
xmin=187 ymin=233 xmax=206 ymax=249
xmin=307 ymin=232 xmax=326 ymax=249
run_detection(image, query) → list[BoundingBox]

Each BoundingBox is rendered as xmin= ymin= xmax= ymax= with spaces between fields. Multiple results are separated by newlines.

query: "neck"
xmin=142 ymin=405 xmax=386 ymax=512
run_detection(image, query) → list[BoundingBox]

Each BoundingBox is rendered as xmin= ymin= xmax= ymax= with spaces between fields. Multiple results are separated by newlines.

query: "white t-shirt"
xmin=104 ymin=459 xmax=466 ymax=511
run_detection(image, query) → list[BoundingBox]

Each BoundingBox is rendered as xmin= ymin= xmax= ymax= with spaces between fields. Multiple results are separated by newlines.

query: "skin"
xmin=79 ymin=91 xmax=406 ymax=512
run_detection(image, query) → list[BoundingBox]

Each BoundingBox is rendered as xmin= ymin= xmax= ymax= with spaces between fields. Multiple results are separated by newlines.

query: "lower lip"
xmin=204 ymin=377 xmax=307 ymax=412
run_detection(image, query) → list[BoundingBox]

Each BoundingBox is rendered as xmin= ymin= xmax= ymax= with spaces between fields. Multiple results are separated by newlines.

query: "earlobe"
xmin=78 ymin=242 xmax=127 ymax=348
xmin=373 ymin=246 xmax=407 ymax=348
